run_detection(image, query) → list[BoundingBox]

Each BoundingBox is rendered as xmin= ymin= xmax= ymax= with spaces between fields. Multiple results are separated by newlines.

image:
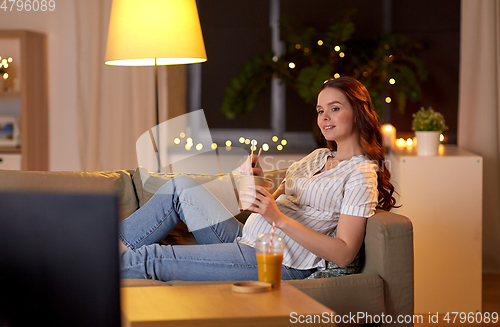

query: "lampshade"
xmin=105 ymin=0 xmax=207 ymax=66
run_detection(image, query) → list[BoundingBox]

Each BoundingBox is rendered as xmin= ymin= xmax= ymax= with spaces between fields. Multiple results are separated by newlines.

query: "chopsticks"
xmin=252 ymin=147 xmax=262 ymax=168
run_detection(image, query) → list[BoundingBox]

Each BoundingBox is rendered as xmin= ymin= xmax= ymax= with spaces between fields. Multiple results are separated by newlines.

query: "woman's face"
xmin=316 ymin=87 xmax=357 ymax=143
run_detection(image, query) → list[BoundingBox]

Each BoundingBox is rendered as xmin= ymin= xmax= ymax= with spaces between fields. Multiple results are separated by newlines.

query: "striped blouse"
xmin=237 ymin=148 xmax=379 ymax=270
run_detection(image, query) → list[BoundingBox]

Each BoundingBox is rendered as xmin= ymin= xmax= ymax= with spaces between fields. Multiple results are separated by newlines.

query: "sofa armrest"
xmin=362 ymin=210 xmax=414 ymax=322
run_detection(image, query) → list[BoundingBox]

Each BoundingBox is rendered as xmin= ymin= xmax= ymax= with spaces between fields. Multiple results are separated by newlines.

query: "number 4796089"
xmin=443 ymin=312 xmax=499 ymax=324
xmin=1 ymin=0 xmax=56 ymax=12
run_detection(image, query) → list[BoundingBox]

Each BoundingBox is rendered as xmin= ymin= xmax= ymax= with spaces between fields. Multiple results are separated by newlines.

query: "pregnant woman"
xmin=119 ymin=76 xmax=397 ymax=282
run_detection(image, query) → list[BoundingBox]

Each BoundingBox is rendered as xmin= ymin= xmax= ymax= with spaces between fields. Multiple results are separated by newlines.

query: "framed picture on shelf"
xmin=0 ymin=116 xmax=20 ymax=147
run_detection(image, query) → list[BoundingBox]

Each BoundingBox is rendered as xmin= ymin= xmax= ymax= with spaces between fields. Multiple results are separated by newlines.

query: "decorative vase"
xmin=415 ymin=131 xmax=441 ymax=156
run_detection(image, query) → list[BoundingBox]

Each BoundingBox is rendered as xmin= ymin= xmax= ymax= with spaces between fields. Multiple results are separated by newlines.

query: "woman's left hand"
xmin=236 ymin=154 xmax=263 ymax=177
xmin=239 ymin=185 xmax=285 ymax=225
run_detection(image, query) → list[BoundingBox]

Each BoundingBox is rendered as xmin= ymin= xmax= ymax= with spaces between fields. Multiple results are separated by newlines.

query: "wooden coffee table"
xmin=121 ymin=283 xmax=336 ymax=326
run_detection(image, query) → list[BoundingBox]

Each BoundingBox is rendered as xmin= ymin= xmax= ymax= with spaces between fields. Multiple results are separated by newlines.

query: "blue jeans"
xmin=119 ymin=175 xmax=314 ymax=282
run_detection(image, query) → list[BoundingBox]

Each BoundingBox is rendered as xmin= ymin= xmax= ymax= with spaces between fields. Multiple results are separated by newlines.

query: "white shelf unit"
xmin=0 ymin=30 xmax=48 ymax=171
xmin=387 ymin=145 xmax=482 ymax=314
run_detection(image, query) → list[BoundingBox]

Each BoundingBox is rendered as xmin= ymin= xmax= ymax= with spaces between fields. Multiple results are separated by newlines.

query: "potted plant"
xmin=411 ymin=106 xmax=448 ymax=156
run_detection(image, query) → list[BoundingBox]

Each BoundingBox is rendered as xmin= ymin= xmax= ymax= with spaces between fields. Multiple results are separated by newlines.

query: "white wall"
xmin=0 ymin=1 xmax=81 ymax=170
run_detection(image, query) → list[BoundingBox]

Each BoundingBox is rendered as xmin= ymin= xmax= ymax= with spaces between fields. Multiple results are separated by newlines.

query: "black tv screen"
xmin=0 ymin=192 xmax=121 ymax=327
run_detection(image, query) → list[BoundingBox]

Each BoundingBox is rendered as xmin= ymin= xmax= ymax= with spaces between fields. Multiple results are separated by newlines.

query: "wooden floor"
xmin=415 ymin=274 xmax=500 ymax=326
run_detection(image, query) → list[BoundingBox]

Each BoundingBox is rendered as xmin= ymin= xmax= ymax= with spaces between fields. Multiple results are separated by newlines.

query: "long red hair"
xmin=319 ymin=76 xmax=397 ymax=211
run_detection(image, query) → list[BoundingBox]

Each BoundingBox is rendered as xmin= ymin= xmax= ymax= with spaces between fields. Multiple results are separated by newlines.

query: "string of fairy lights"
xmin=171 ymin=133 xmax=289 ymax=153
xmin=287 ymin=41 xmax=398 ymax=104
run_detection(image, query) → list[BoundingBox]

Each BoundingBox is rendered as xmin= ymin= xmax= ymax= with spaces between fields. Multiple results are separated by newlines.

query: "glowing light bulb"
xmin=281 ymin=139 xmax=287 ymax=146
xmin=317 ymin=40 xmax=323 ymax=46
xmin=396 ymin=138 xmax=406 ymax=147
xmin=277 ymin=145 xmax=283 ymax=151
xmin=262 ymin=143 xmax=269 ymax=151
xmin=225 ymin=140 xmax=232 ymax=147
xmin=196 ymin=143 xmax=203 ymax=151
xmin=180 ymin=132 xmax=186 ymax=138
xmin=389 ymin=78 xmax=396 ymax=85
xmin=185 ymin=144 xmax=192 ymax=151
xmin=174 ymin=138 xmax=181 ymax=145
xmin=295 ymin=44 xmax=301 ymax=49
xmin=289 ymin=62 xmax=296 ymax=69
xmin=406 ymin=138 xmax=413 ymax=146
xmin=385 ymin=97 xmax=392 ymax=103
xmin=440 ymin=134 xmax=445 ymax=142
xmin=3 ymin=73 xmax=8 ymax=80
xmin=7 ymin=57 xmax=13 ymax=63
xmin=334 ymin=45 xmax=341 ymax=52
xmin=211 ymin=143 xmax=218 ymax=150
xmin=239 ymin=137 xmax=245 ymax=143
xmin=251 ymin=139 xmax=257 ymax=146
xmin=272 ymin=136 xmax=278 ymax=142
xmin=244 ymin=139 xmax=250 ymax=145
xmin=384 ymin=125 xmax=393 ymax=132
xmin=250 ymin=145 xmax=257 ymax=152
xmin=334 ymin=73 xmax=340 ymax=79
xmin=186 ymin=137 xmax=193 ymax=143
xmin=339 ymin=52 xmax=345 ymax=58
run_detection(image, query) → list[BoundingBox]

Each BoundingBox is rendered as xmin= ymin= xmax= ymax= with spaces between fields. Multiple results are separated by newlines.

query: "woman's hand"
xmin=237 ymin=154 xmax=263 ymax=177
xmin=239 ymin=185 xmax=286 ymax=225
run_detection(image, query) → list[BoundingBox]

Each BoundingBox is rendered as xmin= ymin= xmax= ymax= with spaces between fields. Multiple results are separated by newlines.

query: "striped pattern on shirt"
xmin=238 ymin=148 xmax=379 ymax=270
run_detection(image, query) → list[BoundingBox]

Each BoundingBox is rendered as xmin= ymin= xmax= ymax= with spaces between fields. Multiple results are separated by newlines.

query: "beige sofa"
xmin=0 ymin=168 xmax=414 ymax=326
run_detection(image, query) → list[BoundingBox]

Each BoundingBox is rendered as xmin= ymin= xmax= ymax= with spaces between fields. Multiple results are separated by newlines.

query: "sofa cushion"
xmin=132 ymin=167 xmax=287 ymax=207
xmin=306 ymin=228 xmax=362 ymax=279
xmin=0 ymin=169 xmax=138 ymax=221
xmin=132 ymin=167 xmax=238 ymax=211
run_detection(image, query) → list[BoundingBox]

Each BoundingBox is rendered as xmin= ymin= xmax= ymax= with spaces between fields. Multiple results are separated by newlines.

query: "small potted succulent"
xmin=412 ymin=106 xmax=448 ymax=156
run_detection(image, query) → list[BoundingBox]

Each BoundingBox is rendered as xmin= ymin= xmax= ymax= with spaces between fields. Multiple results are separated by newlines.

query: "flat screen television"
xmin=0 ymin=192 xmax=121 ymax=327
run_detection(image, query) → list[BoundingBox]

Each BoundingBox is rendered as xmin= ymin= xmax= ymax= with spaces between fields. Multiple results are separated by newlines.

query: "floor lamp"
xmin=104 ymin=0 xmax=207 ymax=172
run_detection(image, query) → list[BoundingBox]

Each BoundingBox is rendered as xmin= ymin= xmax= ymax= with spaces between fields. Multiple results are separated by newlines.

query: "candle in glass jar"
xmin=396 ymin=138 xmax=406 ymax=148
xmin=381 ymin=124 xmax=396 ymax=149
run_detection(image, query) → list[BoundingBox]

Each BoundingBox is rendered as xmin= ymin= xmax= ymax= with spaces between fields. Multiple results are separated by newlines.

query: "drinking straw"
xmin=269 ymin=220 xmax=276 ymax=253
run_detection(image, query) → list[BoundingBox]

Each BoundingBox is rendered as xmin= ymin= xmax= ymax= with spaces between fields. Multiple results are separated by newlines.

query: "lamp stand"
xmin=154 ymin=58 xmax=161 ymax=173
